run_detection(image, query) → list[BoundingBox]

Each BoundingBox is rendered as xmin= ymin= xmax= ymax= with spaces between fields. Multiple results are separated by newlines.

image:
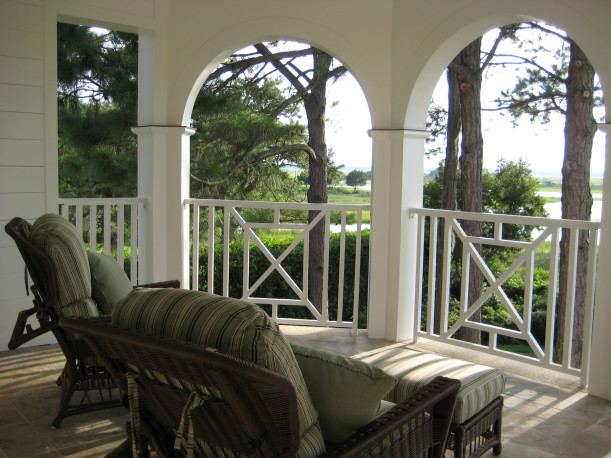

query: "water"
xmin=542 ymin=193 xmax=602 ymax=221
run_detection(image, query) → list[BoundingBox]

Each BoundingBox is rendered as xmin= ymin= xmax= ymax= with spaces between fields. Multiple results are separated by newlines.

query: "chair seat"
xmin=355 ymin=346 xmax=505 ymax=424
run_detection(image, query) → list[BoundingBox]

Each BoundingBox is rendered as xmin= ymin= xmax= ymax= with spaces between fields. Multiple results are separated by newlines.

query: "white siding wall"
xmin=0 ymin=0 xmax=50 ymax=349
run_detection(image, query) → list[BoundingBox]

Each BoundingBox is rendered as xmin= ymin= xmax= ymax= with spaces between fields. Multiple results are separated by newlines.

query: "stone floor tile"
xmin=0 ymin=422 xmax=56 ymax=457
xmin=54 ymin=433 xmax=126 ymax=457
xmin=493 ymin=439 xmax=557 ymax=457
xmin=584 ymin=421 xmax=611 ymax=444
xmin=510 ymin=418 xmax=611 ymax=457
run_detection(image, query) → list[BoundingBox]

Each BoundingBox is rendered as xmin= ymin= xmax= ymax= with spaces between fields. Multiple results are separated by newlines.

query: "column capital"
xmin=131 ymin=125 xmax=196 ymax=136
xmin=368 ymin=128 xmax=430 ymax=140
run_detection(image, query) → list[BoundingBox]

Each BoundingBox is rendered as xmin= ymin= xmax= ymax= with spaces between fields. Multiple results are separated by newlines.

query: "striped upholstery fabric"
xmin=112 ymin=288 xmax=325 ymax=457
xmin=355 ymin=346 xmax=505 ymax=424
xmin=29 ymin=213 xmax=98 ymax=318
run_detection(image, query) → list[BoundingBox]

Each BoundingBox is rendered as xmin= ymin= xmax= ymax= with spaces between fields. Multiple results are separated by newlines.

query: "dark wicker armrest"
xmin=324 ymin=376 xmax=460 ymax=458
xmin=134 ymin=279 xmax=180 ymax=289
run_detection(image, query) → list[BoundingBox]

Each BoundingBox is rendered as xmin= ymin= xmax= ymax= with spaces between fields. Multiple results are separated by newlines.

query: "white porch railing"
xmin=58 ymin=198 xmax=147 ymax=283
xmin=185 ymin=198 xmax=370 ymax=331
xmin=411 ymin=208 xmax=600 ymax=385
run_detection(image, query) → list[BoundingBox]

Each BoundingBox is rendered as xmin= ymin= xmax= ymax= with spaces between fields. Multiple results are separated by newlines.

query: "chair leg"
xmin=52 ymin=362 xmax=77 ymax=428
xmin=449 ymin=397 xmax=503 ymax=458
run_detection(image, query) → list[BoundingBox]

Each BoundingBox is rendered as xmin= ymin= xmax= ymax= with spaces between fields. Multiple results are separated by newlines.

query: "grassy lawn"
xmin=537 ymin=177 xmax=603 ymax=195
xmin=327 ymin=187 xmax=371 ymax=204
xmin=497 ymin=344 xmax=535 ymax=357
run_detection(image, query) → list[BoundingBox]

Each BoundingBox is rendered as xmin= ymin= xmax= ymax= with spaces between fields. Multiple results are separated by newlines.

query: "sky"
xmin=323 ymin=28 xmax=606 ymax=175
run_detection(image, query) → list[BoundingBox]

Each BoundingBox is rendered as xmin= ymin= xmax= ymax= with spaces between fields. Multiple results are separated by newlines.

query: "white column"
xmin=131 ymin=126 xmax=195 ymax=287
xmin=367 ymin=129 xmax=428 ymax=341
xmin=589 ymin=122 xmax=611 ymax=401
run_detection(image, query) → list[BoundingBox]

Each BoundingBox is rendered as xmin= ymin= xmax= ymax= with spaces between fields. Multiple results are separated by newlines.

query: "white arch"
xmin=164 ymin=16 xmax=380 ymax=128
xmin=396 ymin=1 xmax=608 ymax=130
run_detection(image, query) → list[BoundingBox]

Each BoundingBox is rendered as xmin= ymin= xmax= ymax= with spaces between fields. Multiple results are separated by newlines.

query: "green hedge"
xmin=198 ymin=231 xmax=370 ymax=328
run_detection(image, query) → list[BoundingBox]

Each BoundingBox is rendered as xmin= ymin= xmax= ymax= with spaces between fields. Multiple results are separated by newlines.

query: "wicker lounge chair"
xmin=60 ymin=314 xmax=461 ymax=457
xmin=5 ymin=215 xmax=179 ymax=428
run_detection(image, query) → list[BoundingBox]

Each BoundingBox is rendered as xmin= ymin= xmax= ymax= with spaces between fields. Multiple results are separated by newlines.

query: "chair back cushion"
xmin=88 ymin=251 xmax=133 ymax=315
xmin=29 ymin=214 xmax=98 ymax=318
xmin=112 ymin=288 xmax=325 ymax=457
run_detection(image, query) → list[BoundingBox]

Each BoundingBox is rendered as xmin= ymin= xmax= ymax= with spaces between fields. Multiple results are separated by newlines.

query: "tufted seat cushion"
xmin=355 ymin=346 xmax=505 ymax=424
xmin=112 ymin=288 xmax=326 ymax=457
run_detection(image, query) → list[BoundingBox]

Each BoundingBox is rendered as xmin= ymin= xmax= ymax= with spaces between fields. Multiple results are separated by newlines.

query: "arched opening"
xmin=183 ymin=40 xmax=373 ymax=331
xmin=414 ymin=20 xmax=605 ymax=383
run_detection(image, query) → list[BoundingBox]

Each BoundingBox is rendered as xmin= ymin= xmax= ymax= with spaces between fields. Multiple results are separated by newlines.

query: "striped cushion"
xmin=29 ymin=213 xmax=98 ymax=318
xmin=112 ymin=288 xmax=325 ymax=457
xmin=355 ymin=346 xmax=505 ymax=424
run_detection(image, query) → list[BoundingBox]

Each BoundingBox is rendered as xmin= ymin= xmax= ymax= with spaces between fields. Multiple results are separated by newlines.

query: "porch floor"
xmin=1 ymin=327 xmax=610 ymax=457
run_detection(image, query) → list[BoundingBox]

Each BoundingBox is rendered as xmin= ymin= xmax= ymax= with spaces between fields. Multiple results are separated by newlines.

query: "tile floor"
xmin=0 ymin=327 xmax=610 ymax=457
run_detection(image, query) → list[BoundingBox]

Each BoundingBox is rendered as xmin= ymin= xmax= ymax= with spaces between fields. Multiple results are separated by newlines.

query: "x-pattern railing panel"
xmin=412 ymin=208 xmax=599 ymax=384
xmin=187 ymin=199 xmax=370 ymax=330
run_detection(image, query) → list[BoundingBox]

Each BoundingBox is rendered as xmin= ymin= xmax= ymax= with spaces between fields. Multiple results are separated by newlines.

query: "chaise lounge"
xmin=5 ymin=214 xmax=179 ymax=427
xmin=60 ymin=288 xmax=462 ymax=457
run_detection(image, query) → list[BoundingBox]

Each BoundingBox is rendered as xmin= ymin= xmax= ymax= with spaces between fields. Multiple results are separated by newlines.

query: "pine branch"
xmin=481 ymin=26 xmax=513 ymax=72
xmin=191 ymin=144 xmax=316 ymax=186
xmin=207 ymin=47 xmax=316 ymax=81
xmin=488 ymin=53 xmax=566 ymax=83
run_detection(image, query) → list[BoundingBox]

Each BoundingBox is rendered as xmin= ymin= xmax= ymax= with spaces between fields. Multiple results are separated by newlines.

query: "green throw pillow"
xmin=88 ymin=251 xmax=133 ymax=315
xmin=290 ymin=342 xmax=396 ymax=443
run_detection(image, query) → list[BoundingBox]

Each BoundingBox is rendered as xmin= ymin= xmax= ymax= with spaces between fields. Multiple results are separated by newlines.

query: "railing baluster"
xmin=241 ymin=208 xmax=250 ymax=300
xmin=75 ymin=205 xmax=83 ymax=235
xmin=352 ymin=210 xmax=363 ymax=333
xmin=89 ymin=205 xmax=97 ymax=252
xmin=337 ymin=211 xmax=346 ymax=324
xmin=207 ymin=205 xmax=215 ymax=294
xmin=103 ymin=204 xmax=111 ymax=255
xmin=414 ymin=211 xmax=425 ymax=335
xmin=440 ymin=217 xmax=452 ymax=335
xmin=322 ymin=210 xmax=330 ymax=323
xmin=192 ymin=203 xmax=200 ymax=291
xmin=546 ymin=227 xmax=560 ymax=365
xmin=427 ymin=215 xmax=438 ymax=336
xmin=117 ymin=204 xmax=125 ymax=268
xmin=130 ymin=203 xmax=138 ymax=283
xmin=223 ymin=208 xmax=230 ymax=297
xmin=563 ymin=228 xmax=579 ymax=369
xmin=581 ymin=228 xmax=599 ymax=385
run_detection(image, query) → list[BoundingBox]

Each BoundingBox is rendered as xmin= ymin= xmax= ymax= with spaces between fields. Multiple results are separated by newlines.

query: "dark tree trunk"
xmin=304 ymin=50 xmax=332 ymax=313
xmin=555 ymin=41 xmax=596 ymax=368
xmin=434 ymin=58 xmax=461 ymax=334
xmin=455 ymin=38 xmax=484 ymax=344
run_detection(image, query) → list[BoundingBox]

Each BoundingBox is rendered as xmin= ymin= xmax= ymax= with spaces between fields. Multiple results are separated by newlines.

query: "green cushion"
xmin=112 ymin=288 xmax=325 ymax=457
xmin=29 ymin=213 xmax=98 ymax=317
xmin=291 ymin=342 xmax=396 ymax=443
xmin=88 ymin=251 xmax=133 ymax=315
xmin=356 ymin=346 xmax=505 ymax=424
